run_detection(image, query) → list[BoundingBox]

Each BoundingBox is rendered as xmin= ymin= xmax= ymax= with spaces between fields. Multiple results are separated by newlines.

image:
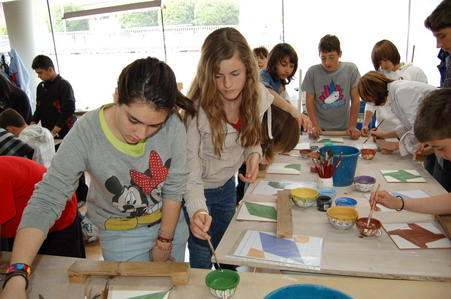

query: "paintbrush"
xmin=207 ymin=238 xmax=223 ymax=272
xmin=367 ymin=184 xmax=381 ymax=226
xmin=363 ymin=119 xmax=385 ymax=144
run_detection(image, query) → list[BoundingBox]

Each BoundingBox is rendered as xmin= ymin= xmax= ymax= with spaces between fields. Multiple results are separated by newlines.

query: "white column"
xmin=3 ymin=0 xmax=39 ymax=108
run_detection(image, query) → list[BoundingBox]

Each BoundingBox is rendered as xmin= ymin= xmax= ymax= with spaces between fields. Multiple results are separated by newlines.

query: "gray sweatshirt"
xmin=20 ymin=104 xmax=188 ymax=233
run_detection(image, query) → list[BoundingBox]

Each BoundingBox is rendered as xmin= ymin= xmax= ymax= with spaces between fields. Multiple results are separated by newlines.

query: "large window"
xmin=0 ymin=0 xmax=443 ymax=111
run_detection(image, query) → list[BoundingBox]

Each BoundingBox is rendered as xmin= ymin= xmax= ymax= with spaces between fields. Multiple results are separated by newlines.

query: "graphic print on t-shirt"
xmin=103 ymin=151 xmax=171 ymax=230
xmin=319 ymin=80 xmax=344 ymax=109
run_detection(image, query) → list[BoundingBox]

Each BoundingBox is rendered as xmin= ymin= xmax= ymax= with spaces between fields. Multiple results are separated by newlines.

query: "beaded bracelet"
xmin=158 ymin=229 xmax=174 ymax=239
xmin=157 ymin=236 xmax=173 ymax=243
xmin=154 ymin=239 xmax=173 ymax=251
xmin=6 ymin=263 xmax=32 ymax=278
xmin=395 ymin=196 xmax=405 ymax=212
xmin=3 ymin=271 xmax=29 ymax=289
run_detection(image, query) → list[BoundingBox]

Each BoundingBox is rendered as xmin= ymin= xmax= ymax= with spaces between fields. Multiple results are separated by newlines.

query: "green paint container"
xmin=205 ymin=269 xmax=240 ymax=298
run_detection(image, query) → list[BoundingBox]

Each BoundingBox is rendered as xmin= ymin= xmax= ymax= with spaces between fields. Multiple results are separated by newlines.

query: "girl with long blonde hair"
xmin=183 ymin=27 xmax=311 ymax=269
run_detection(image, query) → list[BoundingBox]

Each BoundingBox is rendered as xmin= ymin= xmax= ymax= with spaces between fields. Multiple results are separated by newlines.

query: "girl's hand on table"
xmin=190 ymin=209 xmax=212 ymax=240
xmin=347 ymin=126 xmax=361 ymax=140
xmin=238 ymin=153 xmax=259 ymax=184
xmin=152 ymin=240 xmax=175 ymax=262
xmin=378 ymin=141 xmax=399 ymax=151
xmin=0 ymin=275 xmax=27 ymax=299
xmin=308 ymin=127 xmax=322 ymax=140
xmin=291 ymin=111 xmax=313 ymax=133
xmin=370 ymin=129 xmax=389 ymax=139
xmin=361 ymin=125 xmax=370 ymax=137
xmin=370 ymin=190 xmax=401 ymax=211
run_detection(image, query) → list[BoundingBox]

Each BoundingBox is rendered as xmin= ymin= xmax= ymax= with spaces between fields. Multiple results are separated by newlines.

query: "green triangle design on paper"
xmin=244 ymin=202 xmax=277 ymax=220
xmin=384 ymin=170 xmax=422 ymax=182
xmin=318 ymin=138 xmax=332 ymax=143
xmin=268 ymin=181 xmax=291 ymax=189
xmin=129 ymin=290 xmax=169 ymax=299
xmin=285 ymin=164 xmax=301 ymax=171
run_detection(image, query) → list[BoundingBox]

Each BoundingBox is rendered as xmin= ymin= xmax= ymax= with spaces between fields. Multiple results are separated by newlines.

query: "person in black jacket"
xmin=30 ymin=55 xmax=76 ymax=139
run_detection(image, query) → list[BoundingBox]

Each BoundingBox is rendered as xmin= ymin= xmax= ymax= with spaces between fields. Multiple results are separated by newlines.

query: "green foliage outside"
xmin=0 ymin=25 xmax=7 ymax=35
xmin=118 ymin=10 xmax=159 ymax=28
xmin=195 ymin=0 xmax=239 ymax=26
xmin=45 ymin=0 xmax=240 ymax=31
xmin=49 ymin=3 xmax=89 ymax=32
xmin=163 ymin=0 xmax=196 ymax=25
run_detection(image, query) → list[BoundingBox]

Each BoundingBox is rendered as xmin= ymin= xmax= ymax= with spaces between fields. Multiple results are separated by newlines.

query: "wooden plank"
xmin=436 ymin=214 xmax=451 ymax=240
xmin=276 ymin=190 xmax=293 ymax=238
xmin=374 ymin=138 xmax=393 ymax=155
xmin=321 ymin=131 xmax=347 ymax=136
xmin=68 ymin=260 xmax=190 ymax=285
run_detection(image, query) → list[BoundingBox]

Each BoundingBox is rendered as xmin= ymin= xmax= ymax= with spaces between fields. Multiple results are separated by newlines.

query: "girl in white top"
xmin=362 ymin=40 xmax=428 ymax=135
xmin=358 ymin=71 xmax=435 ymax=155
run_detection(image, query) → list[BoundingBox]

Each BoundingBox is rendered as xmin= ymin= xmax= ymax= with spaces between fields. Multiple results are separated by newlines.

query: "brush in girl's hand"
xmin=363 ymin=119 xmax=385 ymax=144
xmin=367 ymin=184 xmax=381 ymax=226
xmin=207 ymin=237 xmax=223 ymax=272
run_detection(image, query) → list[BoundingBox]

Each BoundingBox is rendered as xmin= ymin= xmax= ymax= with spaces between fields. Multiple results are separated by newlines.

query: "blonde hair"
xmin=187 ymin=27 xmax=262 ymax=156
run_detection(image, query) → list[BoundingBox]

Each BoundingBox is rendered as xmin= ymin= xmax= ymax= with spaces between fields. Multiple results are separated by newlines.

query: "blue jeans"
xmin=184 ymin=177 xmax=236 ymax=269
xmin=99 ymin=212 xmax=188 ymax=262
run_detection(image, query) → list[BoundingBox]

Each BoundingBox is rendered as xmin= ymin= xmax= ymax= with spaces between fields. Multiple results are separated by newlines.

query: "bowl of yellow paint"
xmin=327 ymin=206 xmax=359 ymax=230
xmin=205 ymin=269 xmax=240 ymax=298
xmin=290 ymin=188 xmax=319 ymax=208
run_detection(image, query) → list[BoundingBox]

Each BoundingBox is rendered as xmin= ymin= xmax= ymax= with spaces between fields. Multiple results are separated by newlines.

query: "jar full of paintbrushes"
xmin=312 ymin=146 xmax=343 ymax=188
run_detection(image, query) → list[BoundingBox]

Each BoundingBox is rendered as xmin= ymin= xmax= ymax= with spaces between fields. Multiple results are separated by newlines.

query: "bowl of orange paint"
xmin=356 ymin=217 xmax=382 ymax=237
xmin=361 ymin=148 xmax=376 ymax=160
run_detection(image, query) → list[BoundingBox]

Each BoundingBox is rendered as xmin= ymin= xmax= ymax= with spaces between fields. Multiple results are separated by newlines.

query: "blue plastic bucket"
xmin=264 ymin=284 xmax=352 ymax=299
xmin=318 ymin=145 xmax=360 ymax=187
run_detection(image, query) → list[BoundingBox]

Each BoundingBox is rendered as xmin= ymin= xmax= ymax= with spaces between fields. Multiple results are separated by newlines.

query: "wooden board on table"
xmin=68 ymin=260 xmax=190 ymax=285
xmin=321 ymin=131 xmax=347 ymax=136
xmin=257 ymin=163 xmax=268 ymax=178
xmin=276 ymin=190 xmax=293 ymax=239
xmin=436 ymin=214 xmax=451 ymax=240
xmin=374 ymin=138 xmax=393 ymax=155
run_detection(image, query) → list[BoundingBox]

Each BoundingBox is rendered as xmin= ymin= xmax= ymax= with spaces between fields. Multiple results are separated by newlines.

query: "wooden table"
xmin=1 ymin=252 xmax=451 ymax=298
xmin=215 ymin=136 xmax=451 ymax=282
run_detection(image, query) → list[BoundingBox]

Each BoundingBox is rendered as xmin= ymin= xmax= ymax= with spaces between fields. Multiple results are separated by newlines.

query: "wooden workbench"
xmin=1 ymin=252 xmax=451 ymax=298
xmin=215 ymin=136 xmax=451 ymax=282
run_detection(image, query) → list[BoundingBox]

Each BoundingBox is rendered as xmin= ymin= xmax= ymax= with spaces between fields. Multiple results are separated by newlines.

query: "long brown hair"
xmin=261 ymin=105 xmax=299 ymax=160
xmin=187 ymin=27 xmax=261 ymax=156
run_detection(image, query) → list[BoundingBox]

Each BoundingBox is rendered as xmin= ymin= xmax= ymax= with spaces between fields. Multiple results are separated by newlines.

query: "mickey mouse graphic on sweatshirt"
xmin=104 ymin=151 xmax=171 ymax=230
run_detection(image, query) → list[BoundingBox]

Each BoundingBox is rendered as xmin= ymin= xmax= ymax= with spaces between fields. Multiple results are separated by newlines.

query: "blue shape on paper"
xmin=259 ymin=232 xmax=304 ymax=263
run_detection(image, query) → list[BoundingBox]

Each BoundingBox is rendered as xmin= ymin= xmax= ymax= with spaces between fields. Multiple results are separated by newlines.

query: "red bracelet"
xmin=154 ymin=239 xmax=173 ymax=251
